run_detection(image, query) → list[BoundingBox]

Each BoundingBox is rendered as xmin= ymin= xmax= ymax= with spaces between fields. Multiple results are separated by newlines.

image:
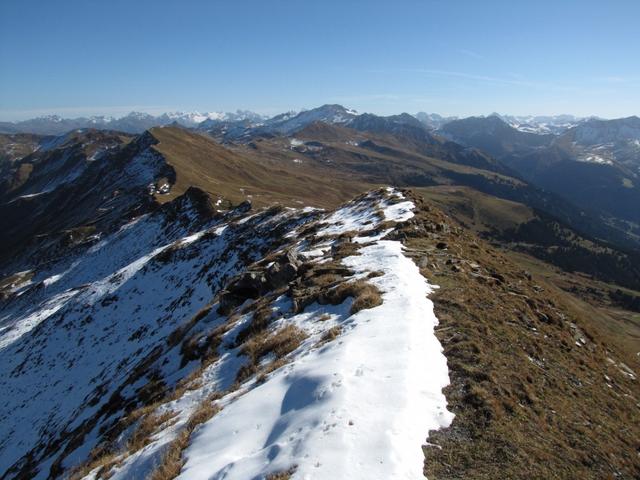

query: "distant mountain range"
xmin=1 ymin=107 xmax=590 ymax=136
xmin=415 ymin=112 xmax=586 ymax=134
xmin=439 ymin=114 xmax=640 ymax=240
xmin=0 ymin=110 xmax=267 ymax=135
xmin=2 ymin=104 xmax=639 ymax=248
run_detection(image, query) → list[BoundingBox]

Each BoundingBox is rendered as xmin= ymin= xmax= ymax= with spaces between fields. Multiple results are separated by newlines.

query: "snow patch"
xmin=176 ymin=213 xmax=452 ymax=480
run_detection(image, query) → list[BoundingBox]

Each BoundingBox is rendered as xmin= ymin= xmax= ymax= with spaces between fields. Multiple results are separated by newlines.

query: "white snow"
xmin=578 ymin=153 xmax=613 ymax=165
xmin=587 ymin=155 xmax=612 ymax=165
xmin=382 ymin=200 xmax=415 ymax=222
xmin=169 ymin=189 xmax=452 ymax=480
xmin=42 ymin=273 xmax=65 ymax=286
xmin=0 ymin=289 xmax=79 ymax=350
xmin=1 ymin=186 xmax=452 ymax=480
xmin=6 ymin=190 xmax=50 ymax=203
xmin=0 ymin=204 xmax=288 ymax=474
xmin=178 ymin=239 xmax=452 ymax=480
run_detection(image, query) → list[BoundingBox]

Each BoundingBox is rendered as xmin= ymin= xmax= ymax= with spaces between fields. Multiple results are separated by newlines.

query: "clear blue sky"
xmin=1 ymin=0 xmax=639 ymax=120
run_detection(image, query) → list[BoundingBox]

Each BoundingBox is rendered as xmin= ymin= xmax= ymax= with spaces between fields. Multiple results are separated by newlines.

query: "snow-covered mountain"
xmin=0 ymin=107 xmax=606 ymax=139
xmin=163 ymin=110 xmax=266 ymax=127
xmin=414 ymin=112 xmax=458 ymax=130
xmin=0 ymin=111 xmax=267 ymax=135
xmin=200 ymin=105 xmax=437 ymax=143
xmin=260 ymin=104 xmax=358 ymax=134
xmin=437 ymin=115 xmax=554 ymax=156
xmin=437 ymin=114 xmax=640 ymax=232
xmin=563 ymin=116 xmax=640 ymax=146
xmin=557 ymin=116 xmax=640 ymax=173
xmin=414 ymin=112 xmax=583 ymax=134
xmin=489 ymin=113 xmax=584 ymax=135
xmin=0 ymin=180 xmax=452 ymax=479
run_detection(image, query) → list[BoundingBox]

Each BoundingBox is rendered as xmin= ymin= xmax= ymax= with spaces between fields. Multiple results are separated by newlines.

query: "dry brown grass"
xmin=68 ymin=451 xmax=121 ymax=480
xmin=349 ymin=286 xmax=382 ymax=314
xmin=147 ymin=430 xmax=190 ymax=480
xmin=236 ymin=325 xmax=307 ymax=383
xmin=266 ymin=465 xmax=297 ymax=479
xmin=148 ymin=396 xmax=221 ymax=480
xmin=171 ymin=369 xmax=204 ymax=399
xmin=329 ymin=280 xmax=383 ymax=314
xmin=290 ymin=260 xmax=383 ymax=315
xmin=234 ymin=305 xmax=274 ymax=346
xmin=255 ymin=357 xmax=290 ymax=384
xmin=318 ymin=326 xmax=342 ymax=346
xmin=366 ymin=270 xmax=385 ymax=279
xmin=149 ymin=126 xmax=367 ymax=209
xmin=185 ymin=398 xmax=220 ymax=431
xmin=68 ymin=399 xmax=174 ymax=480
xmin=127 ymin=410 xmax=176 ymax=454
xmin=396 ymin=191 xmax=640 ymax=480
xmin=70 ymin=401 xmax=184 ymax=479
xmin=246 ymin=324 xmax=307 ymax=359
xmin=167 ymin=305 xmax=212 ymax=348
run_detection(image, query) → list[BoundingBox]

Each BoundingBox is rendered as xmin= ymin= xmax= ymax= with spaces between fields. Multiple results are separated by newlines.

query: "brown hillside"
xmin=149 ymin=126 xmax=369 ymax=208
xmin=394 ymin=192 xmax=640 ymax=479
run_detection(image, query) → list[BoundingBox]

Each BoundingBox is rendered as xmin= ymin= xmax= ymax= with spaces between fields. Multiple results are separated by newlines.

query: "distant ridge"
xmin=1 ymin=106 xmax=596 ymax=136
xmin=0 ymin=110 xmax=267 ymax=135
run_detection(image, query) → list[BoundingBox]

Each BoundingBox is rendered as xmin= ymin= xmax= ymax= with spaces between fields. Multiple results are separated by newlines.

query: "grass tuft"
xmin=236 ymin=325 xmax=307 ymax=383
xmin=148 ymin=396 xmax=221 ymax=480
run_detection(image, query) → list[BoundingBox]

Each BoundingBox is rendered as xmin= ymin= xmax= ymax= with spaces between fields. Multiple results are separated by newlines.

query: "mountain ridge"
xmin=0 ymin=106 xmax=604 ymax=138
xmin=0 ymin=120 xmax=638 ymax=479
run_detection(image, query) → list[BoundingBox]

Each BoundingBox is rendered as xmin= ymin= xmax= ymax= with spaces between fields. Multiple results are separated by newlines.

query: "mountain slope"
xmin=439 ymin=115 xmax=640 ymax=244
xmin=0 ymin=188 xmax=453 ymax=480
xmin=439 ymin=115 xmax=554 ymax=158
xmin=2 ymin=185 xmax=637 ymax=479
xmin=3 ymin=125 xmax=636 ymax=295
xmin=399 ymin=197 xmax=640 ymax=479
xmin=243 ymin=121 xmax=640 ymax=259
xmin=419 ymin=185 xmax=640 ymax=290
xmin=0 ymin=130 xmax=161 ymax=266
xmin=0 ymin=133 xmax=51 ymax=163
xmin=147 ymin=126 xmax=368 ymax=208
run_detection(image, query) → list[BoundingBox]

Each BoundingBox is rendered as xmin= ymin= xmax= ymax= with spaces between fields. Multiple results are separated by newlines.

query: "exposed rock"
xmin=266 ymin=250 xmax=301 ymax=289
xmin=235 ymin=200 xmax=252 ymax=214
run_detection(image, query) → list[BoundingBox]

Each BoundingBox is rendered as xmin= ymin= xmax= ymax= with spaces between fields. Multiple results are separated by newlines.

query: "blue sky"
xmin=1 ymin=0 xmax=639 ymax=120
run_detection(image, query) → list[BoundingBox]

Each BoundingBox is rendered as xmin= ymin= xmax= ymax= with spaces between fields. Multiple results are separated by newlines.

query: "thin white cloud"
xmin=593 ymin=75 xmax=640 ymax=84
xmin=458 ymin=49 xmax=484 ymax=60
xmin=413 ymin=69 xmax=548 ymax=88
xmin=410 ymin=69 xmax=616 ymax=95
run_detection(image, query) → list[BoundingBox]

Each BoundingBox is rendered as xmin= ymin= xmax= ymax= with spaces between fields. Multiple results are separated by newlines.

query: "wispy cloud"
xmin=412 ymin=69 xmax=548 ymax=88
xmin=401 ymin=69 xmax=616 ymax=95
xmin=457 ymin=49 xmax=484 ymax=60
xmin=593 ymin=75 xmax=640 ymax=84
xmin=365 ymin=67 xmax=543 ymax=88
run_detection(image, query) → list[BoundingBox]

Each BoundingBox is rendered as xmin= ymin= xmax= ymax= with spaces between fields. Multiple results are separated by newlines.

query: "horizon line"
xmin=0 ymin=105 xmax=628 ymax=124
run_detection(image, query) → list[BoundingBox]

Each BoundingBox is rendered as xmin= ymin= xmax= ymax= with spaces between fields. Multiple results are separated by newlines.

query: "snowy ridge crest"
xmin=0 ymin=187 xmax=452 ymax=480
